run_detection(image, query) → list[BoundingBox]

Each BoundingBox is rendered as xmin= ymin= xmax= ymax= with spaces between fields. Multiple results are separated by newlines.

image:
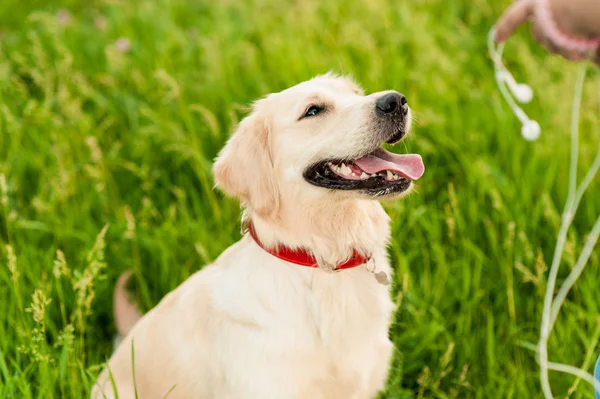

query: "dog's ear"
xmin=213 ymin=112 xmax=280 ymax=217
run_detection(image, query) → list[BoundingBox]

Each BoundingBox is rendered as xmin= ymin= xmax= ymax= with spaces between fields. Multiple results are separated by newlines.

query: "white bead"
xmin=521 ymin=120 xmax=541 ymax=141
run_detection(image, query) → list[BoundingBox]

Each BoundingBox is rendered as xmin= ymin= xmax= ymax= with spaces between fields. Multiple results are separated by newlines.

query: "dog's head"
xmin=213 ymin=74 xmax=424 ymax=217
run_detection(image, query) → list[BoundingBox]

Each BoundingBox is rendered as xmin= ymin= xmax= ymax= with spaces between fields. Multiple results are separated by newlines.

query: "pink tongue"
xmin=354 ymin=148 xmax=425 ymax=180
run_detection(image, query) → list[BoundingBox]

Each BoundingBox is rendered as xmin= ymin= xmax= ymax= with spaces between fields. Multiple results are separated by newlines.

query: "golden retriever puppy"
xmin=92 ymin=74 xmax=425 ymax=399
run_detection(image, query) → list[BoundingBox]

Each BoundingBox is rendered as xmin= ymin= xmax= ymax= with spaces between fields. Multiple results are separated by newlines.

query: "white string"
xmin=489 ymin=27 xmax=600 ymax=398
xmin=487 ymin=29 xmax=528 ymax=122
xmin=539 ymin=65 xmax=587 ymax=399
xmin=547 ymin=362 xmax=600 ymax=394
xmin=488 ymin=28 xmax=541 ymax=140
xmin=550 ymin=176 xmax=600 ymax=328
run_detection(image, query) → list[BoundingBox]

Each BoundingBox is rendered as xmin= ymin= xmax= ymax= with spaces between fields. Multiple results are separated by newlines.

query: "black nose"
xmin=376 ymin=93 xmax=407 ymax=116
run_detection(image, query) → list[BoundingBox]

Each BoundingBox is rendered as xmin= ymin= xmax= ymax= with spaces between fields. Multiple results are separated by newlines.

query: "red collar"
xmin=246 ymin=221 xmax=369 ymax=270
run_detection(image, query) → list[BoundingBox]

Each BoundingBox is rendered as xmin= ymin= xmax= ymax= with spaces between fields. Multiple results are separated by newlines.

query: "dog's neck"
xmin=247 ymin=198 xmax=391 ymax=267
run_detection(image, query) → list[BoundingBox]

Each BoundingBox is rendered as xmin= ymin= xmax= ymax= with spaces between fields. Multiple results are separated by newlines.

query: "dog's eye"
xmin=304 ymin=105 xmax=324 ymax=118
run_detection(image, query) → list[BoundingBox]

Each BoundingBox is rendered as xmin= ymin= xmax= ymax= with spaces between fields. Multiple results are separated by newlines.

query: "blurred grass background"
xmin=1 ymin=0 xmax=599 ymax=397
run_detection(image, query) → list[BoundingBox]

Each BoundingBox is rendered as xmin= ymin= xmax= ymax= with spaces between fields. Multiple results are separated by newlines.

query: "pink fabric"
xmin=536 ymin=0 xmax=600 ymax=53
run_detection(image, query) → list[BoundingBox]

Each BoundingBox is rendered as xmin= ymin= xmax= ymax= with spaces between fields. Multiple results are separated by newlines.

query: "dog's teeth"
xmin=371 ymin=173 xmax=377 ymax=178
xmin=386 ymin=171 xmax=393 ymax=180
xmin=361 ymin=172 xmax=368 ymax=179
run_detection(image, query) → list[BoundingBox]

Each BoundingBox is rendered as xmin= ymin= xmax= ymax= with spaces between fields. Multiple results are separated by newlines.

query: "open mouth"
xmin=303 ymin=147 xmax=425 ymax=196
xmin=386 ymin=129 xmax=405 ymax=145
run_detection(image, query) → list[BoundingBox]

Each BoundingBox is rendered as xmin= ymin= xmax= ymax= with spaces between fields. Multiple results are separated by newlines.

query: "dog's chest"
xmin=305 ymin=271 xmax=393 ymax=359
xmin=305 ymin=271 xmax=391 ymax=339
xmin=271 ymin=269 xmax=394 ymax=397
xmin=208 ymin=246 xmax=395 ymax=398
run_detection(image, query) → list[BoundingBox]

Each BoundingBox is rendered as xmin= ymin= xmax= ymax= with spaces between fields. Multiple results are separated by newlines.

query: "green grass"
xmin=1 ymin=0 xmax=599 ymax=397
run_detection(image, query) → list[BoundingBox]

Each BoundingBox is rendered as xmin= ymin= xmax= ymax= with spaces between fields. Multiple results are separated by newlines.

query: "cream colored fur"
xmin=92 ymin=74 xmax=416 ymax=399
